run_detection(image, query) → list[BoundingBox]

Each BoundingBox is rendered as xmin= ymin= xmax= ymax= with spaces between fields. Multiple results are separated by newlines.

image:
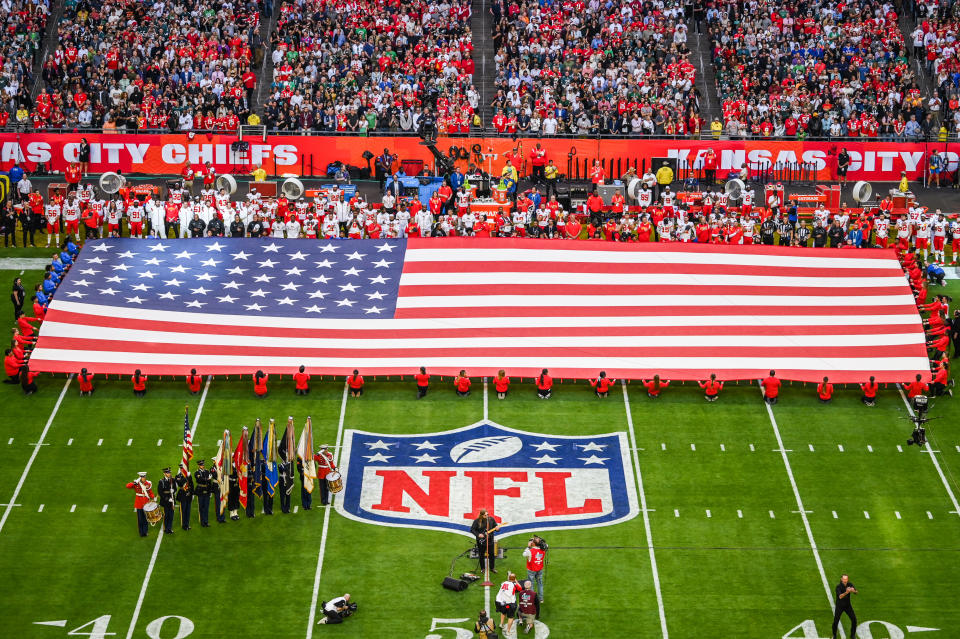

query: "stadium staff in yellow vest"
xmin=710 ymin=117 xmax=723 ymax=139
xmin=501 ymin=159 xmax=519 ymax=197
xmin=655 ymin=162 xmax=674 ymax=202
xmin=251 ymin=165 xmax=267 ymax=182
xmin=543 ymin=160 xmax=559 ymax=197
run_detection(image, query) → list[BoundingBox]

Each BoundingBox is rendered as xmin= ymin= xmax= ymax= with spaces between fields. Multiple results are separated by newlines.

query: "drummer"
xmin=313 ymin=445 xmax=337 ymax=506
xmin=125 ymin=471 xmax=156 ymax=537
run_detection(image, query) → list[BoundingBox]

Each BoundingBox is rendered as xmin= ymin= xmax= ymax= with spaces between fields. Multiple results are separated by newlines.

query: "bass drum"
xmin=143 ymin=501 xmax=163 ymax=526
xmin=326 ymin=472 xmax=344 ymax=494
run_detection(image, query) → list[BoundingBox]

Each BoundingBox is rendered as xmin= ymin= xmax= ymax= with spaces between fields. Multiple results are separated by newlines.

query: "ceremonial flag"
xmin=250 ymin=419 xmax=263 ymax=498
xmin=297 ymin=416 xmax=317 ymax=493
xmin=262 ymin=419 xmax=278 ymax=498
xmin=233 ymin=427 xmax=249 ymax=509
xmin=29 ymin=238 xmax=930 ymax=383
xmin=179 ymin=406 xmax=193 ymax=477
xmin=219 ymin=429 xmax=232 ymax=516
xmin=280 ymin=417 xmax=295 ymax=496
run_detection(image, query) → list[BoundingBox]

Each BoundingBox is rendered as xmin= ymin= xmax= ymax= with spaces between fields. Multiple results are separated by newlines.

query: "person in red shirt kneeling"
xmin=761 ymin=370 xmax=781 ymax=405
xmin=903 ymin=373 xmax=928 ymax=399
xmin=536 ymin=369 xmax=553 ymax=399
xmin=186 ymin=368 xmax=203 ymax=394
xmin=643 ymin=375 xmax=669 ymax=398
xmin=254 ymin=370 xmax=269 ymax=398
xmin=930 ymin=362 xmax=952 ymax=398
xmin=294 ymin=365 xmax=310 ymax=396
xmin=817 ymin=376 xmax=833 ymax=403
xmin=78 ymin=367 xmax=94 ymax=396
xmin=860 ymin=376 xmax=878 ymax=406
xmin=590 ymin=371 xmax=616 ymax=398
xmin=347 ymin=369 xmax=364 ymax=397
xmin=699 ymin=373 xmax=723 ymax=402
xmin=414 ymin=366 xmax=430 ymax=399
xmin=494 ymin=369 xmax=509 ymax=399
xmin=132 ymin=369 xmax=147 ymax=397
xmin=455 ymin=370 xmax=471 ymax=397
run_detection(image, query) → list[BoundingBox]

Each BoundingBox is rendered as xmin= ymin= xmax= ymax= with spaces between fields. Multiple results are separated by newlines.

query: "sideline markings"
xmin=706 ymin=509 xmax=712 ymax=518
xmin=622 ymin=381 xmax=669 ymax=638
xmin=102 ymin=504 xmax=109 ymax=513
xmin=67 ymin=438 xmax=73 ymax=446
xmin=482 ymin=377 xmax=490 ymax=616
xmin=97 ymin=438 xmax=103 ymax=447
xmin=749 ymin=444 xmax=755 ymax=452
xmin=760 ymin=380 xmax=841 ymax=637
xmin=125 ymin=376 xmax=211 ymax=639
xmin=769 ymin=511 xmax=775 ymax=519
xmin=690 ymin=443 xmax=696 ymax=451
xmin=0 ymin=376 xmax=72 ymax=536
xmin=897 ymin=385 xmax=960 ymax=519
xmin=832 ymin=511 xmax=838 ymax=519
xmin=928 ymin=511 xmax=934 ymax=519
xmin=70 ymin=504 xmax=76 ymax=513
xmin=306 ymin=382 xmax=350 ymax=638
xmin=895 ymin=511 xmax=901 ymax=520
xmin=867 ymin=445 xmax=873 ymax=452
xmin=737 ymin=509 xmax=743 ymax=519
xmin=838 ymin=444 xmax=844 ymax=452
xmin=674 ymin=509 xmax=680 ymax=518
xmin=864 ymin=511 xmax=870 ymax=520
xmin=38 ymin=504 xmax=44 ymax=513
xmin=809 ymin=444 xmax=815 ymax=452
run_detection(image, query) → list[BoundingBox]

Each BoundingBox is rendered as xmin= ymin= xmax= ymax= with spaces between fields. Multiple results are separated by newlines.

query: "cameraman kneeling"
xmin=474 ymin=610 xmax=496 ymax=638
xmin=317 ymin=593 xmax=357 ymax=625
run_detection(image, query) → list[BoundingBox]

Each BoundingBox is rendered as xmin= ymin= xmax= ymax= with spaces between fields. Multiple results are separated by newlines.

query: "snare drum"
xmin=326 ymin=472 xmax=344 ymax=494
xmin=143 ymin=501 xmax=163 ymax=526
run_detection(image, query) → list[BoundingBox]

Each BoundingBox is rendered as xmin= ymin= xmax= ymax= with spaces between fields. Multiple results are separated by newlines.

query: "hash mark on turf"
xmin=864 ymin=511 xmax=870 ymax=519
xmin=674 ymin=509 xmax=679 ymax=517
xmin=897 ymin=445 xmax=903 ymax=452
xmin=832 ymin=511 xmax=838 ymax=519
xmin=706 ymin=509 xmax=711 ymax=518
xmin=127 ymin=438 xmax=132 ymax=446
xmin=809 ymin=444 xmax=815 ymax=452
xmin=895 ymin=511 xmax=901 ymax=520
xmin=661 ymin=443 xmax=666 ymax=450
xmin=6 ymin=438 xmax=11 ymax=445
xmin=70 ymin=505 xmax=76 ymax=513
xmin=838 ymin=444 xmax=844 ymax=452
xmin=956 ymin=445 xmax=960 ymax=453
xmin=867 ymin=445 xmax=873 ymax=452
xmin=38 ymin=504 xmax=43 ymax=512
xmin=157 ymin=439 xmax=162 ymax=446
xmin=720 ymin=444 xmax=725 ymax=451
xmin=294 ymin=506 xmax=299 ymax=514
xmin=67 ymin=438 xmax=72 ymax=446
xmin=690 ymin=443 xmax=696 ymax=451
xmin=749 ymin=444 xmax=755 ymax=451
xmin=102 ymin=505 xmax=108 ymax=513
xmin=769 ymin=510 xmax=775 ymax=519
xmin=737 ymin=509 xmax=743 ymax=519
xmin=97 ymin=438 xmax=103 ymax=446
xmin=928 ymin=511 xmax=934 ymax=519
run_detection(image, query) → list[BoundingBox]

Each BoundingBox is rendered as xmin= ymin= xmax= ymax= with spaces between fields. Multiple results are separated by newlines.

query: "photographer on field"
xmin=316 ymin=593 xmax=357 ymax=625
xmin=474 ymin=610 xmax=496 ymax=638
xmin=523 ymin=535 xmax=548 ymax=615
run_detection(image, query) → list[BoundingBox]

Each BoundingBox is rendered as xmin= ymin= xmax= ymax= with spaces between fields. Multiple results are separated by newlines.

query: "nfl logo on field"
xmin=336 ymin=421 xmax=639 ymax=537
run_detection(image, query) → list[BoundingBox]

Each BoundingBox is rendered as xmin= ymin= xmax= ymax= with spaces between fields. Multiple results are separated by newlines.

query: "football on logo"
xmin=336 ymin=421 xmax=639 ymax=538
xmin=450 ymin=436 xmax=523 ymax=463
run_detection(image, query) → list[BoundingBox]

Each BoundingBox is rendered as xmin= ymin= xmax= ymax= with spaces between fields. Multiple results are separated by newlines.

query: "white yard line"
xmin=896 ymin=385 xmax=960 ymax=516
xmin=482 ymin=377 xmax=491 ymax=616
xmin=125 ymin=376 xmax=211 ymax=639
xmin=0 ymin=376 xmax=72 ymax=536
xmin=622 ymin=381 xmax=668 ymax=638
xmin=307 ymin=383 xmax=350 ymax=638
xmin=759 ymin=381 xmax=841 ymax=637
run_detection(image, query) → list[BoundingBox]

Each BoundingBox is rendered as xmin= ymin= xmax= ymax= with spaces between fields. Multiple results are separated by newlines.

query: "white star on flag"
xmin=78 ymin=268 xmax=99 ymax=275
xmin=304 ymin=305 xmax=324 ymax=313
xmin=369 ymin=275 xmax=389 ymax=284
xmin=372 ymin=259 xmax=393 ymax=268
xmin=190 ymin=287 xmax=210 ymax=295
xmin=339 ymin=283 xmax=359 ymax=292
xmin=336 ymin=299 xmax=356 ymax=307
xmin=364 ymin=306 xmax=383 ymax=314
xmin=308 ymin=290 xmax=327 ymax=299
xmin=169 ymin=265 xmax=190 ymax=274
xmin=99 ymin=288 xmax=118 ymax=296
xmin=105 ymin=276 xmax=124 ymax=284
xmin=281 ymin=282 xmax=301 ymax=291
xmin=148 ymin=244 xmax=167 ymax=252
xmin=227 ymin=266 xmax=247 ymax=275
xmin=249 ymin=289 xmax=267 ymax=298
xmin=143 ymin=258 xmax=163 ymax=266
xmin=319 ymin=244 xmax=337 ymax=253
xmin=174 ymin=250 xmax=195 ymax=260
xmin=276 ymin=296 xmax=296 ymax=305
xmin=285 ymin=266 xmax=305 ymax=276
xmin=342 ymin=267 xmax=362 ymax=276
xmin=112 ymin=264 xmax=132 ymax=271
xmin=232 ymin=251 xmax=250 ymax=260
xmin=223 ymin=281 xmax=241 ymax=290
xmin=206 ymin=241 xmax=224 ymax=252
xmin=72 ymin=279 xmax=91 ymax=287
xmin=346 ymin=251 xmax=366 ymax=261
xmin=200 ymin=258 xmax=221 ymax=267
xmin=245 ymin=303 xmax=265 ymax=311
xmin=131 ymin=284 xmax=151 ymax=292
xmin=165 ymin=278 xmax=183 ymax=287
xmin=138 ymin=270 xmax=156 ymax=279
xmin=92 ymin=244 xmax=110 ymax=252
xmin=258 ymin=259 xmax=278 ymax=268
xmin=312 ymin=275 xmax=330 ymax=284
xmin=185 ymin=300 xmax=206 ymax=308
xmin=262 ymin=243 xmax=281 ymax=253
xmin=288 ymin=251 xmax=307 ymax=261
xmin=157 ymin=292 xmax=178 ymax=300
xmin=366 ymin=291 xmax=386 ymax=300
xmin=65 ymin=291 xmax=86 ymax=298
xmin=86 ymin=257 xmax=105 ymax=264
xmin=116 ymin=250 xmax=137 ymax=259
xmin=315 ymin=260 xmax=334 ymax=268
xmin=127 ymin=296 xmax=144 ymax=304
xmin=195 ymin=273 xmax=215 ymax=282
xmin=376 ymin=243 xmax=395 ymax=252
xmin=219 ymin=295 xmax=237 ymax=304
xmin=253 ymin=274 xmax=274 ymax=283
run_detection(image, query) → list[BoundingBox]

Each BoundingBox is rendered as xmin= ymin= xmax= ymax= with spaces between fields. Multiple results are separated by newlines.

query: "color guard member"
xmin=175 ymin=466 xmax=194 ymax=530
xmin=157 ymin=467 xmax=176 ymax=534
xmin=193 ymin=459 xmax=212 ymax=527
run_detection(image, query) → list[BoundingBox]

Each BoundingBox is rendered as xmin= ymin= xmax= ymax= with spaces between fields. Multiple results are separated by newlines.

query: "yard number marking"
xmin=36 ymin=615 xmax=194 ymax=639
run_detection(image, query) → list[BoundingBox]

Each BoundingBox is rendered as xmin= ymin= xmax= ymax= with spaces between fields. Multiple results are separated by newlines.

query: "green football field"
xmin=1 ymin=283 xmax=959 ymax=639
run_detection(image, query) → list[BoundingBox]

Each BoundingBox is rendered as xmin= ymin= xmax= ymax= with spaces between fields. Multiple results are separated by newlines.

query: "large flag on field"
xmin=27 ymin=238 xmax=930 ymax=382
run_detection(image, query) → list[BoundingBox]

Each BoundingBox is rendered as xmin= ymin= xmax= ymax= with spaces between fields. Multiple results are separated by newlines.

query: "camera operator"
xmin=316 ymin=593 xmax=357 ymax=625
xmin=523 ymin=536 xmax=547 ymax=613
xmin=474 ymin=610 xmax=496 ymax=638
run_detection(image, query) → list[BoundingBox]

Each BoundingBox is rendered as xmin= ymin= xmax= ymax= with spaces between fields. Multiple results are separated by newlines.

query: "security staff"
xmin=832 ymin=574 xmax=858 ymax=639
xmin=470 ymin=508 xmax=501 ymax=574
xmin=175 ymin=468 xmax=194 ymax=530
xmin=193 ymin=459 xmax=212 ymax=527
xmin=125 ymin=471 xmax=155 ymax=537
xmin=157 ymin=467 xmax=176 ymax=534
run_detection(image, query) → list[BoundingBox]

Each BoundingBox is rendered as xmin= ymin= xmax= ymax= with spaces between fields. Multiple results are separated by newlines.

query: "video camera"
xmin=907 ymin=395 xmax=929 ymax=446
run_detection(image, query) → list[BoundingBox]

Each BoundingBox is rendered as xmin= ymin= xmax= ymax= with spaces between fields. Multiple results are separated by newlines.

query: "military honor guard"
xmin=125 ymin=471 xmax=155 ymax=537
xmin=157 ymin=467 xmax=176 ymax=534
xmin=227 ymin=466 xmax=241 ymax=521
xmin=175 ymin=466 xmax=194 ymax=530
xmin=193 ymin=459 xmax=212 ymax=527
xmin=213 ymin=466 xmax=226 ymax=524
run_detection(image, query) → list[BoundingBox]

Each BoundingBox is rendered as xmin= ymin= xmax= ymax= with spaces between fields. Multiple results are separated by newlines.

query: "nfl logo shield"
xmin=335 ymin=421 xmax=639 ymax=538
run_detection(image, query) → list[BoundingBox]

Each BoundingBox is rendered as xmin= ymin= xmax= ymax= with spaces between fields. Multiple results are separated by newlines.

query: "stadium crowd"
xmin=24 ymin=0 xmax=262 ymax=131
xmin=490 ymin=0 xmax=701 ymax=136
xmin=0 ymin=0 xmax=49 ymax=128
xmin=265 ymin=0 xmax=477 ymax=133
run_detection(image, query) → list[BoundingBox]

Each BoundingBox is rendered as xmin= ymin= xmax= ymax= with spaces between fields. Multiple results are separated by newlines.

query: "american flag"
xmin=28 ymin=238 xmax=928 ymax=382
xmin=181 ymin=407 xmax=193 ymax=477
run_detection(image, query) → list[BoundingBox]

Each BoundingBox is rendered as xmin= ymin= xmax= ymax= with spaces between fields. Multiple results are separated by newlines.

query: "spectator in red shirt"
xmin=455 ymin=369 xmax=471 ymax=397
xmin=817 ymin=376 xmax=833 ymax=403
xmin=294 ymin=365 xmax=310 ymax=395
xmin=903 ymin=373 xmax=928 ymax=399
xmin=494 ymin=369 xmax=509 ymax=399
xmin=254 ymin=370 xmax=269 ymax=398
xmin=761 ymin=370 xmax=781 ymax=405
xmin=186 ymin=368 xmax=203 ymax=394
xmin=536 ymin=369 xmax=553 ymax=399
xmin=590 ymin=371 xmax=616 ymax=398
xmin=860 ymin=376 xmax=878 ymax=407
xmin=699 ymin=373 xmax=723 ymax=401
xmin=347 ymin=369 xmax=364 ymax=397
xmin=78 ymin=367 xmax=94 ymax=396
xmin=132 ymin=369 xmax=147 ymax=397
xmin=643 ymin=375 xmax=669 ymax=398
xmin=414 ymin=366 xmax=430 ymax=399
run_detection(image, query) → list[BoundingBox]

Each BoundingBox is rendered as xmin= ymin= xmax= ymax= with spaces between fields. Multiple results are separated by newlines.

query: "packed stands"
xmin=34 ymin=0 xmax=261 ymax=131
xmin=0 ymin=0 xmax=49 ymax=128
xmin=489 ymin=0 xmax=700 ymax=136
xmin=910 ymin=5 xmax=960 ymax=139
xmin=706 ymin=0 xmax=934 ymax=139
xmin=265 ymin=0 xmax=477 ymax=132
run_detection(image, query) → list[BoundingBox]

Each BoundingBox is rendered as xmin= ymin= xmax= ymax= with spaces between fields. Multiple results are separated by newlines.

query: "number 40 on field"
xmin=785 ymin=619 xmax=939 ymax=639
xmin=34 ymin=615 xmax=194 ymax=639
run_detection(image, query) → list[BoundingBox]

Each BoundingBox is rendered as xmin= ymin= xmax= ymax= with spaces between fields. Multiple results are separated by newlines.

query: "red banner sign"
xmin=0 ymin=132 xmax=954 ymax=182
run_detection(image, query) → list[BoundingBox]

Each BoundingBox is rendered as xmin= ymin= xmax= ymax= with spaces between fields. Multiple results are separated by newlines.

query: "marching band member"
xmin=157 ymin=467 xmax=176 ymax=534
xmin=126 ymin=471 xmax=155 ymax=537
xmin=313 ymin=444 xmax=337 ymax=506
